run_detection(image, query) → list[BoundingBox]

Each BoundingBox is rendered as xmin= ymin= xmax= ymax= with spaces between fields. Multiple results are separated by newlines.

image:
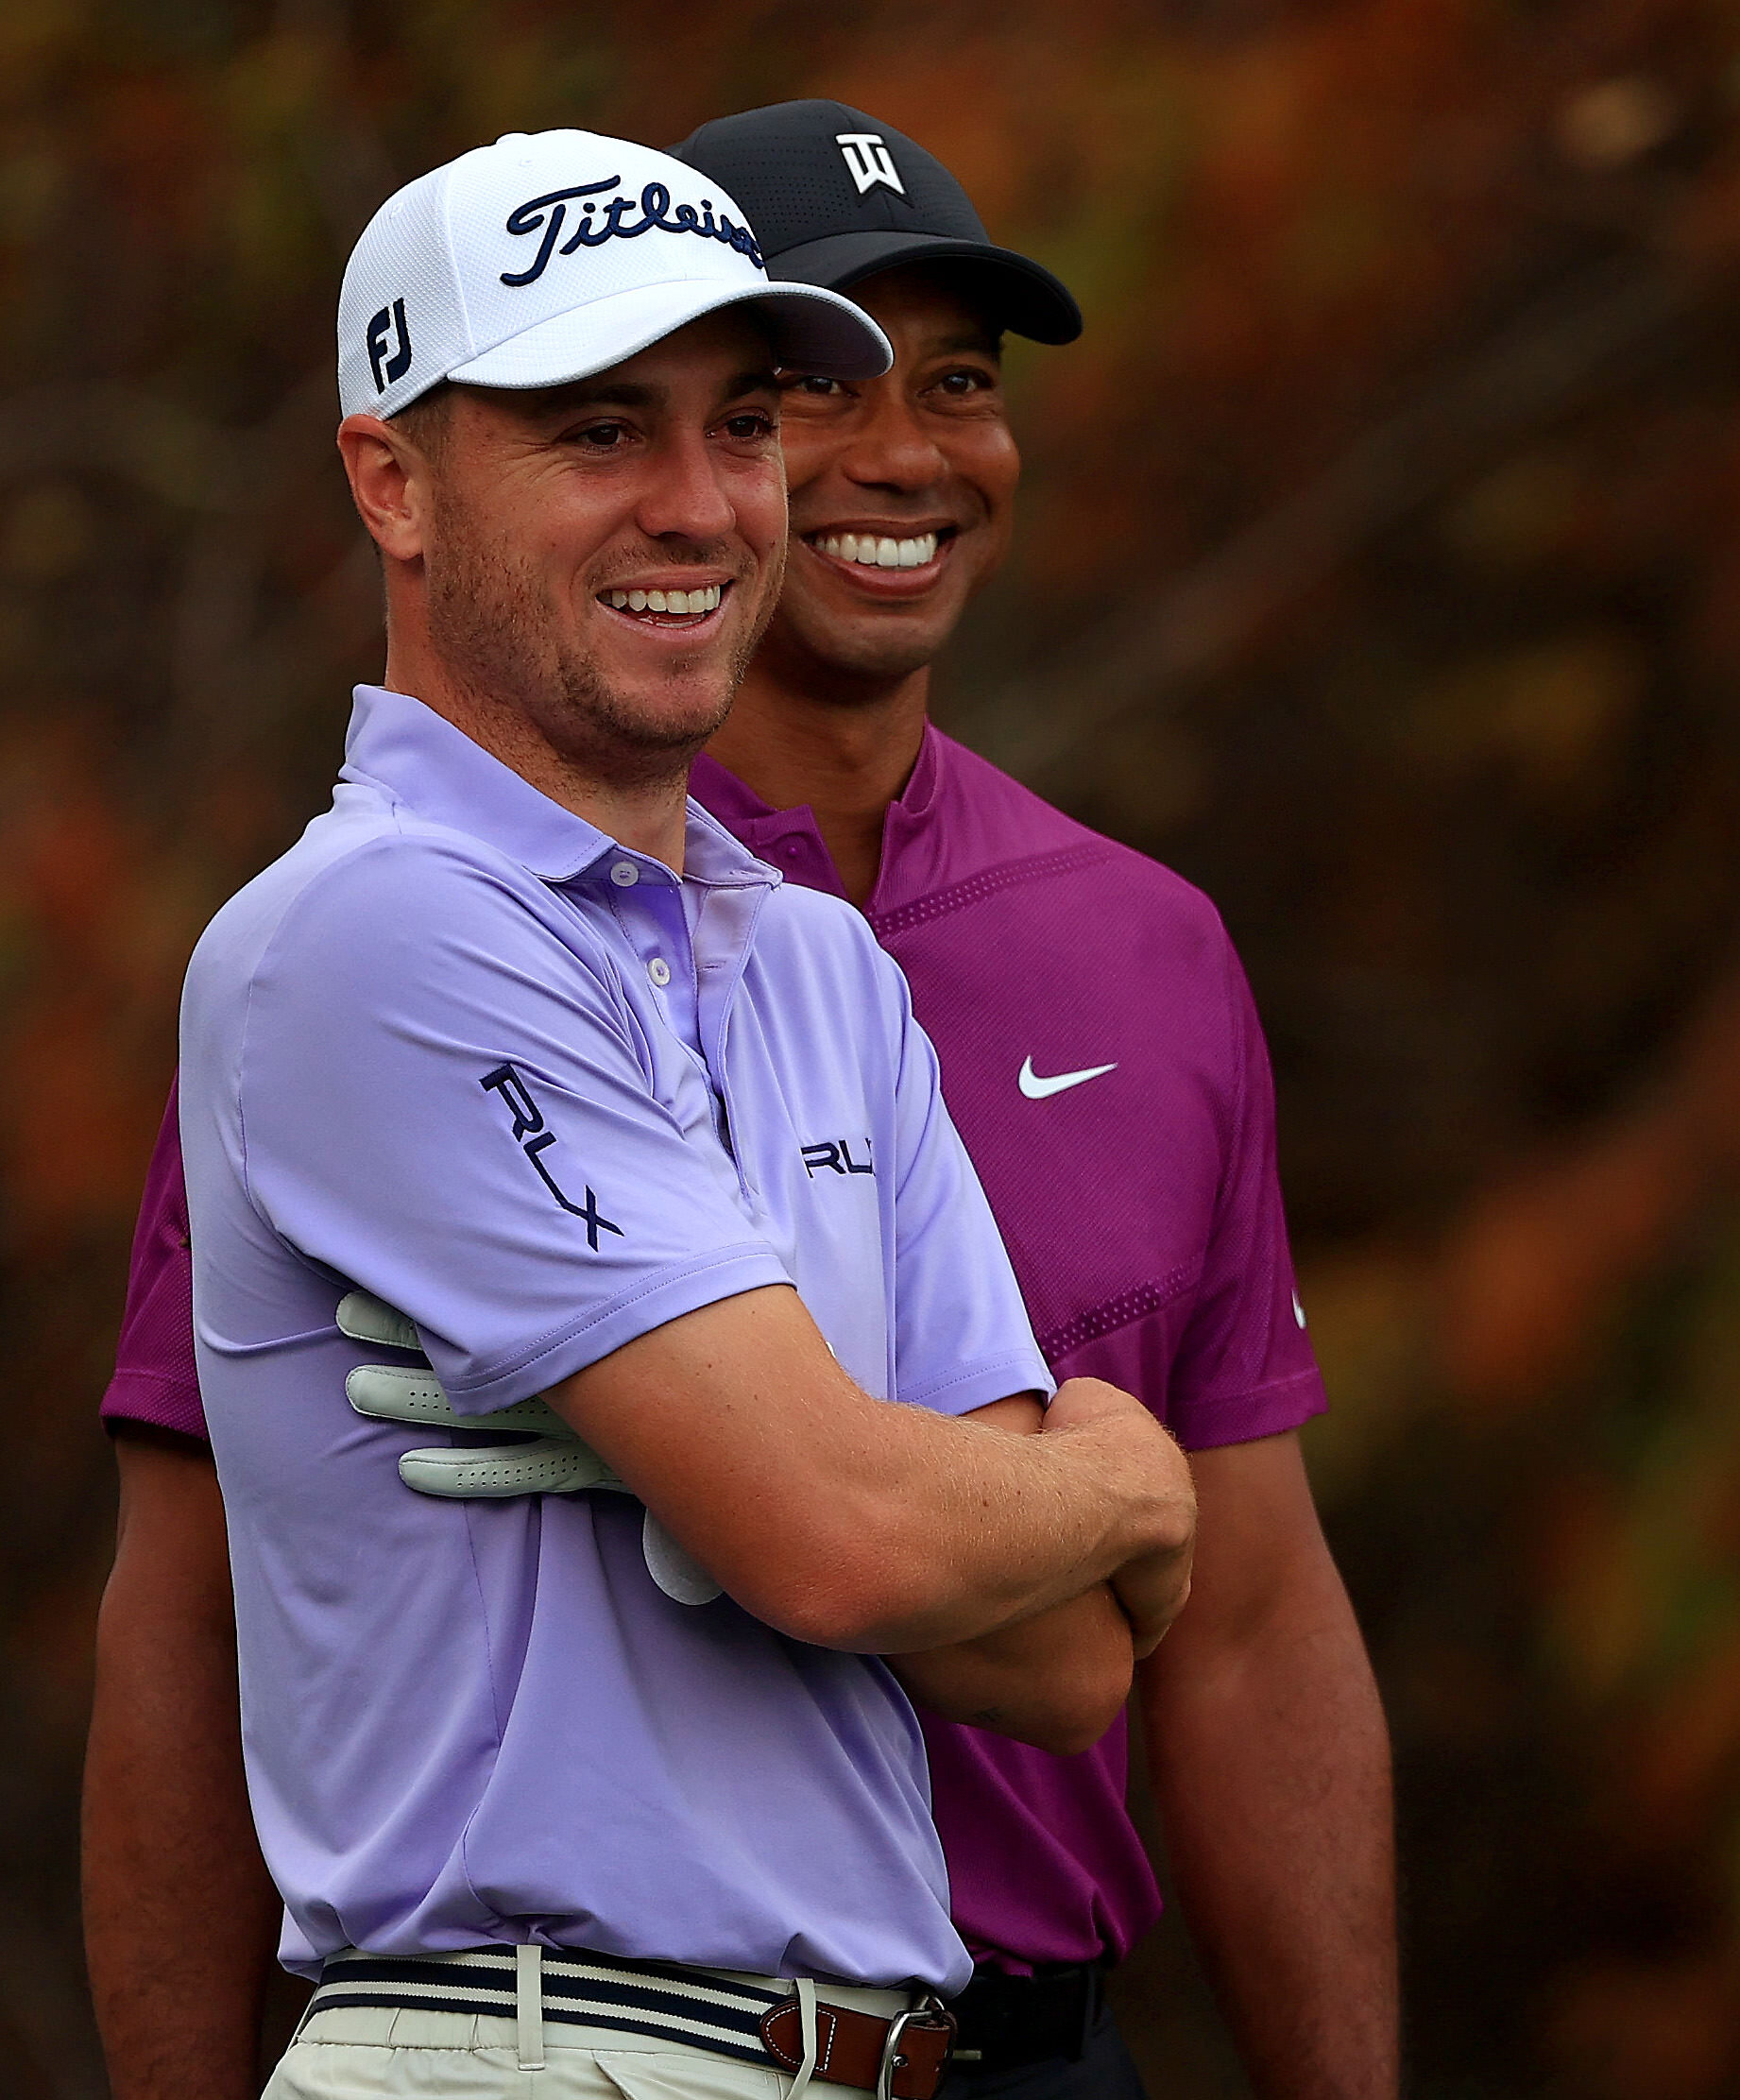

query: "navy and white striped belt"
xmin=307 ymin=1944 xmax=958 ymax=2098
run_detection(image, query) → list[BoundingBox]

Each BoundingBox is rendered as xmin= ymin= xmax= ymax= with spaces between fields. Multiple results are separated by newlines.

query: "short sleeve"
xmin=101 ymin=1076 xmax=208 ymax=1440
xmin=884 ymin=961 xmax=1055 ymax=1419
xmin=1163 ymin=942 xmax=1325 ymax=1450
xmin=221 ymin=841 xmax=792 ymax=1416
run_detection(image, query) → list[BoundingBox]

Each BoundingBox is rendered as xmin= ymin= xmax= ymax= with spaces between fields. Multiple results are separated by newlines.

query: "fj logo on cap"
xmin=366 ymin=298 xmax=412 ymax=393
xmin=834 ymin=133 xmax=906 ymax=197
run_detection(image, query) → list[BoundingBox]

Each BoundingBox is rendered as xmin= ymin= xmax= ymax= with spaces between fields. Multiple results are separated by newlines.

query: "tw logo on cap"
xmin=366 ymin=299 xmax=412 ymax=394
xmin=834 ymin=133 xmax=906 ymax=198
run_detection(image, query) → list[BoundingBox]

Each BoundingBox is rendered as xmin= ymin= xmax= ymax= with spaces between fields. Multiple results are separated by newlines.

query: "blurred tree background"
xmin=4 ymin=0 xmax=1740 ymax=2093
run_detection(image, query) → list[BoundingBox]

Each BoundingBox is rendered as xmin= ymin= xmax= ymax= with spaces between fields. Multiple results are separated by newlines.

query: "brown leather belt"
xmin=762 ymin=1992 xmax=957 ymax=2098
xmin=307 ymin=1944 xmax=957 ymax=2099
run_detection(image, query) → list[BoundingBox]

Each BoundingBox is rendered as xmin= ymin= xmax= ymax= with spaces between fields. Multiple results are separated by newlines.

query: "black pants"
xmin=937 ymin=2008 xmax=1150 ymax=2099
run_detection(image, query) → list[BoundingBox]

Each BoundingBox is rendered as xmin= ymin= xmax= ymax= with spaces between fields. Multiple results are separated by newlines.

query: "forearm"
xmin=790 ymin=1397 xmax=1183 ymax=1652
xmin=84 ymin=1433 xmax=281 ymax=2100
xmin=888 ymin=1581 xmax=1134 ymax=1755
xmin=553 ymin=1289 xmax=1195 ymax=1654
xmin=1140 ymin=1537 xmax=1397 ymax=2099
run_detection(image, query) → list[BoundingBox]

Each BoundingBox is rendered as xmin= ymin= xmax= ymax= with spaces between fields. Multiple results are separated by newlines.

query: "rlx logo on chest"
xmin=802 ymin=1136 xmax=875 ymax=1179
xmin=481 ymin=1062 xmax=623 ymax=1250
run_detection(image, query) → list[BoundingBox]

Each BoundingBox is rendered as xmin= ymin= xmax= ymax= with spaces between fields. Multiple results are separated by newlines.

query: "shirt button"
xmin=647 ymin=957 xmax=672 ymax=987
xmin=610 ymin=861 xmax=639 ymax=887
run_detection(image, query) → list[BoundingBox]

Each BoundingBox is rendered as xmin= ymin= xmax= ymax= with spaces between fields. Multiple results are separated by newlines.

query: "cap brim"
xmin=445 ymin=275 xmax=891 ymax=394
xmin=765 ymin=230 xmax=1083 ymax=346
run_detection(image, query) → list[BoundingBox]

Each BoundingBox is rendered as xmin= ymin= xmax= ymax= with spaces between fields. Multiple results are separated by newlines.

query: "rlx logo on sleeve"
xmin=366 ymin=298 xmax=413 ymax=393
xmin=481 ymin=1062 xmax=623 ymax=1250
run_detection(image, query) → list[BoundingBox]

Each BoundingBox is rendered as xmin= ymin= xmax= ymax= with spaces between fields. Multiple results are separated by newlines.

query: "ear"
xmin=337 ymin=413 xmax=435 ymax=563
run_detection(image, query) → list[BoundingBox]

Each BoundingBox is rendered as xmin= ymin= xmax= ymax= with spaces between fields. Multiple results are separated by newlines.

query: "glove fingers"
xmin=348 ymin=1362 xmax=567 ymax=1436
xmin=399 ymin=1439 xmax=628 ymax=1498
xmin=336 ymin=1289 xmax=423 ymax=1354
xmin=640 ymin=1511 xmax=725 ymax=1606
xmin=389 ymin=1437 xmax=720 ymax=1611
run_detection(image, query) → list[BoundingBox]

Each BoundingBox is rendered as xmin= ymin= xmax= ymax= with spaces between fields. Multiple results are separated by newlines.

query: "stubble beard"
xmin=424 ymin=504 xmax=779 ymax=792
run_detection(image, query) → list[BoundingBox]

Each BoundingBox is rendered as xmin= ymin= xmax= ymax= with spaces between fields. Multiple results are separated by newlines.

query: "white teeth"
xmin=607 ymin=584 xmax=722 ymax=617
xmin=814 ymin=532 xmax=938 ymax=570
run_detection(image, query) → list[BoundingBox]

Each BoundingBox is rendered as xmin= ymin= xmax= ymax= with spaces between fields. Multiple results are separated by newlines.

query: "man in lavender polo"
xmin=84 ymin=108 xmax=1395 ymax=2100
xmin=113 ymin=125 xmax=1203 ymax=2100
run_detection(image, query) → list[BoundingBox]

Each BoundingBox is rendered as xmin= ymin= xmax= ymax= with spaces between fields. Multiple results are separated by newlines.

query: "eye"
xmin=935 ymin=367 xmax=995 ymax=398
xmin=780 ymin=374 xmax=844 ymax=398
xmin=719 ymin=409 xmax=776 ymax=441
xmin=571 ymin=420 xmax=631 ymax=450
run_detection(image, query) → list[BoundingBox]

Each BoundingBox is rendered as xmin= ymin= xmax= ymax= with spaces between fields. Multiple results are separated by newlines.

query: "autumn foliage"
xmin=5 ymin=2 xmax=1740 ymax=2094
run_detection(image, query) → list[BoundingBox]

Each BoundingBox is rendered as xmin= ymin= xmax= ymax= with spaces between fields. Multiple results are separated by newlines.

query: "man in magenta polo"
xmin=86 ymin=104 xmax=1396 ymax=2100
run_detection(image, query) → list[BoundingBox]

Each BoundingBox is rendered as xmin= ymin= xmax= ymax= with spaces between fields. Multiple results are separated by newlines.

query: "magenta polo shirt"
xmin=105 ymin=722 xmax=1324 ymax=1976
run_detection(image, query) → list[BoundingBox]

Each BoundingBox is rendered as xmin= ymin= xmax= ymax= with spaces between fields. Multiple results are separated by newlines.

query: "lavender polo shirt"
xmin=176 ymin=684 xmax=1051 ymax=1989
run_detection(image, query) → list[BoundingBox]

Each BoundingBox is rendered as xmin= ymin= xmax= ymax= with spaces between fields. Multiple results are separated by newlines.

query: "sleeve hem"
xmin=1168 ymin=1368 xmax=1327 ymax=1453
xmin=899 ymin=1352 xmax=1057 ymax=1420
xmin=100 ymin=1371 xmax=209 ymax=1442
xmin=439 ymin=1245 xmax=793 ymax=1415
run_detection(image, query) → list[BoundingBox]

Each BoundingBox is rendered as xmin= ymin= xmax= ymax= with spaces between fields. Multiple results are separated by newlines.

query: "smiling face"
xmin=384 ymin=309 xmax=789 ymax=786
xmin=758 ymin=264 xmax=1020 ymax=697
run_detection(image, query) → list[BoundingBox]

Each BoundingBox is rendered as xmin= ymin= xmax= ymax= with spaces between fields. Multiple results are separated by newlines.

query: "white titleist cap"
xmin=337 ymin=128 xmax=893 ymax=419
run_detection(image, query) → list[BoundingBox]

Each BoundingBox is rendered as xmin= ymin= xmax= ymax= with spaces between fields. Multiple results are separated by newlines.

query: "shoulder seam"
xmin=868 ymin=842 xmax=1120 ymax=940
xmin=1037 ymin=1262 xmax=1201 ymax=1364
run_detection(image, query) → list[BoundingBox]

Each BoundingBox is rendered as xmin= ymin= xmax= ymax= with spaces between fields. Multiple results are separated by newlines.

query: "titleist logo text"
xmin=501 ymin=179 xmax=764 ymax=287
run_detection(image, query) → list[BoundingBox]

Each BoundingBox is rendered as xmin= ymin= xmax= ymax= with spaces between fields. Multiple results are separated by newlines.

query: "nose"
xmin=837 ymin=390 xmax=948 ymax=495
xmin=634 ymin=425 xmax=737 ymax=544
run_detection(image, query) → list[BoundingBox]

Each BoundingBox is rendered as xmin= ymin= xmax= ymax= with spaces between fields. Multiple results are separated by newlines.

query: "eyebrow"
xmin=934 ymin=331 xmax=1003 ymax=358
xmin=721 ymin=366 xmax=781 ymax=401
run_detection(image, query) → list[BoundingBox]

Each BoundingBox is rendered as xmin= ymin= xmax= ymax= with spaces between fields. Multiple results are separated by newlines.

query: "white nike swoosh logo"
xmin=1018 ymin=1056 xmax=1119 ymax=1100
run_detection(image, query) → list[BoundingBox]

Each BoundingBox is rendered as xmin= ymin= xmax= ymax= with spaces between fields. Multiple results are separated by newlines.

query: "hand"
xmin=1041 ymin=1377 xmax=1197 ymax=1657
xmin=1110 ymin=1537 xmax=1195 ymax=1660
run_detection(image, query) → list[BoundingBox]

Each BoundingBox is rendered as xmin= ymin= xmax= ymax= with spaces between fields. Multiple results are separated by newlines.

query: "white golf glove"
xmin=337 ymin=1289 xmax=722 ymax=1605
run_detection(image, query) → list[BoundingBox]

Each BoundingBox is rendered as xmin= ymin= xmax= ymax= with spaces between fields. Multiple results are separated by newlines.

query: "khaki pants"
xmin=266 ymin=1993 xmax=893 ymax=2099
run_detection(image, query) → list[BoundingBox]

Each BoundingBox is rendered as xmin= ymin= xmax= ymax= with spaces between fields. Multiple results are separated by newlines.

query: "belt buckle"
xmin=877 ymin=1996 xmax=954 ymax=2100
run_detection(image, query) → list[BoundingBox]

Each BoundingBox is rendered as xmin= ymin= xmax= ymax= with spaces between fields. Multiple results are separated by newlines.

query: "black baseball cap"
xmin=668 ymin=99 xmax=1082 ymax=346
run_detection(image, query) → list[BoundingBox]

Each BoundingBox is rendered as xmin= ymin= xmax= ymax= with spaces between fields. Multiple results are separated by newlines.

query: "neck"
xmin=383 ymin=639 xmax=692 ymax=871
xmin=705 ymin=658 xmax=930 ymax=906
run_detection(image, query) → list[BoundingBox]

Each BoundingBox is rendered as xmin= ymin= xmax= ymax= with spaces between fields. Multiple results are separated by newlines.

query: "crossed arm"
xmin=544 ymin=1284 xmax=1192 ymax=1657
